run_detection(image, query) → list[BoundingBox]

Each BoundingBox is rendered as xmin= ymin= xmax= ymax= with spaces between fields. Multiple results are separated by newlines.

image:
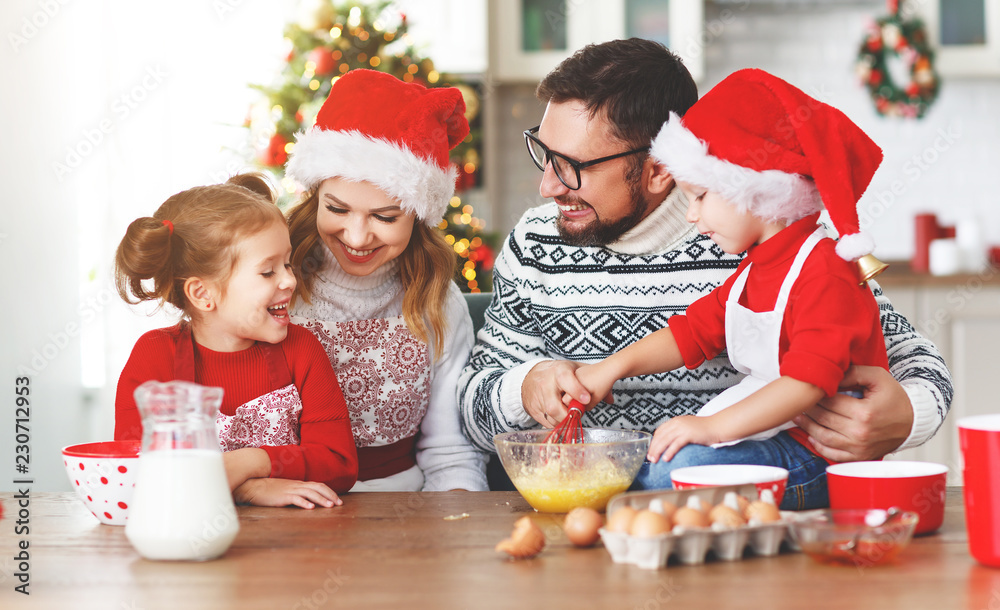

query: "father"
xmin=457 ymin=38 xmax=952 ymax=503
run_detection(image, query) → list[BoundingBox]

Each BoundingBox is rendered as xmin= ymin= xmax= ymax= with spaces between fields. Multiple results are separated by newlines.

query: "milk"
xmin=125 ymin=449 xmax=239 ymax=561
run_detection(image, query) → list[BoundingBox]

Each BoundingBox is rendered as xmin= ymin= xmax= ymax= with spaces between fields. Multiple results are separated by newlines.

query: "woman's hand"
xmin=232 ymin=478 xmax=343 ymax=509
xmin=647 ymin=415 xmax=718 ymax=463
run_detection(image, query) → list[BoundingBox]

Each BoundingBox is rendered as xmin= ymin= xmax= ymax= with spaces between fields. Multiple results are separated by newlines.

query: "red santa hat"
xmin=651 ymin=68 xmax=883 ymax=262
xmin=285 ymin=69 xmax=469 ymax=225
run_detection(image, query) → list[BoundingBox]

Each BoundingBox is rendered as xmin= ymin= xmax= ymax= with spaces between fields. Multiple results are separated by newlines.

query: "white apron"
xmin=696 ymin=227 xmax=825 ymax=447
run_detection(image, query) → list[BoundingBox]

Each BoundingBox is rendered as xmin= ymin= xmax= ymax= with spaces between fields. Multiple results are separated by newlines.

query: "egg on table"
xmin=495 ymin=516 xmax=546 ymax=559
xmin=563 ymin=507 xmax=604 ymax=547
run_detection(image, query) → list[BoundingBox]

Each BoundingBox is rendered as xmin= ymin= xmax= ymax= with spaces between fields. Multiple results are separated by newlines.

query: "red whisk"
xmin=543 ymin=399 xmax=585 ymax=444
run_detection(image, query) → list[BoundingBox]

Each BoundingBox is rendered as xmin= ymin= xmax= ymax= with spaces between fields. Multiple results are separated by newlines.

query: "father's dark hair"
xmin=536 ymin=38 xmax=698 ymax=150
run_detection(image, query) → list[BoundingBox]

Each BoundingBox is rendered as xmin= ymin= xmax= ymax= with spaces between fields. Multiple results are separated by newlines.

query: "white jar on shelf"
xmin=956 ymin=217 xmax=988 ymax=272
xmin=929 ymin=238 xmax=963 ymax=276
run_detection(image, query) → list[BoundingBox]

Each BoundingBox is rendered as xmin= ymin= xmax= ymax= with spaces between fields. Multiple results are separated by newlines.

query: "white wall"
xmin=0 ymin=0 xmax=288 ymax=491
xmin=700 ymin=0 xmax=1000 ymax=262
xmin=487 ymin=1 xmax=1000 ymax=263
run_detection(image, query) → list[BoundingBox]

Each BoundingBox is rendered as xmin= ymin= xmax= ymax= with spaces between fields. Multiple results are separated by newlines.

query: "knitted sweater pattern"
xmin=458 ymin=190 xmax=953 ymax=452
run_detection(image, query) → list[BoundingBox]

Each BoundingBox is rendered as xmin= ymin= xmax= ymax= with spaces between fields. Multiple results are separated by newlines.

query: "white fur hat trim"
xmin=651 ymin=112 xmax=824 ymax=225
xmin=286 ymin=128 xmax=457 ymax=225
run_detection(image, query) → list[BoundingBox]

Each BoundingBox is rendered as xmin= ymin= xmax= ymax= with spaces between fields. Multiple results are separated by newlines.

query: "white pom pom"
xmin=835 ymin=231 xmax=875 ymax=261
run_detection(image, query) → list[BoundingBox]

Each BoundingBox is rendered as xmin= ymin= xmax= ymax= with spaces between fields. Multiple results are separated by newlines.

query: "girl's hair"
xmin=287 ymin=189 xmax=455 ymax=356
xmin=114 ymin=173 xmax=284 ymax=317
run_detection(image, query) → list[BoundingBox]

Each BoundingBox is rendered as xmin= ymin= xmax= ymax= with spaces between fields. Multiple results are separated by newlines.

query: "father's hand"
xmin=521 ymin=360 xmax=587 ymax=428
xmin=793 ymin=365 xmax=913 ymax=462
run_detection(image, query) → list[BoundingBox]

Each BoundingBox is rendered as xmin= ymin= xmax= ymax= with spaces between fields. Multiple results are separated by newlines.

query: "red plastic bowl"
xmin=826 ymin=461 xmax=948 ymax=535
xmin=670 ymin=465 xmax=788 ymax=506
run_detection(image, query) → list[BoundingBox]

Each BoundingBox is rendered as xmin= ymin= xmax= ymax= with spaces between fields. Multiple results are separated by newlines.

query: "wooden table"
xmin=0 ymin=489 xmax=995 ymax=609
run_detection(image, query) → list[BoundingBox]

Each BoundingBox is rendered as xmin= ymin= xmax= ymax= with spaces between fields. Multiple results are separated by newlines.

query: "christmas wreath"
xmin=856 ymin=2 xmax=939 ymax=118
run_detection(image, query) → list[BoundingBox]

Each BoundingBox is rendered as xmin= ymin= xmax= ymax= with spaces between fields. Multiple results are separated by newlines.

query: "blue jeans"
xmin=629 ymin=431 xmax=830 ymax=510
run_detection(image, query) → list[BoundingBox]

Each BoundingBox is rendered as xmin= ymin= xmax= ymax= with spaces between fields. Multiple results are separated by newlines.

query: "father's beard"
xmin=555 ymin=182 xmax=651 ymax=247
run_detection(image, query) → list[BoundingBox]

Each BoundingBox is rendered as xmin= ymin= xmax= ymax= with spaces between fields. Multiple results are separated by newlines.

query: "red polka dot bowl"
xmin=62 ymin=441 xmax=141 ymax=525
xmin=670 ymin=464 xmax=789 ymax=507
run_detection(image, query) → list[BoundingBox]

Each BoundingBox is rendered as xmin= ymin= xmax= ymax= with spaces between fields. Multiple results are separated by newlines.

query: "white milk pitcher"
xmin=125 ymin=380 xmax=239 ymax=561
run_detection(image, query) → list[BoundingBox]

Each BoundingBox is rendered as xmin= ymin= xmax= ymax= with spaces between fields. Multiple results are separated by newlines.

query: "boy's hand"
xmin=562 ymin=362 xmax=618 ymax=410
xmin=647 ymin=415 xmax=718 ymax=463
xmin=232 ymin=478 xmax=343 ymax=509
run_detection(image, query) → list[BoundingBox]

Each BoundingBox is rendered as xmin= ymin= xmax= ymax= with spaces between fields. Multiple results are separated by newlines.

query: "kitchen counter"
xmin=873 ymin=261 xmax=1000 ymax=287
xmin=0 ymin=489 xmax=995 ymax=609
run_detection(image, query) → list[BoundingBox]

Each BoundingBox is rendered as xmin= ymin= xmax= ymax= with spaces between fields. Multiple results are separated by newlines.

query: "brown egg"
xmin=563 ymin=507 xmax=604 ymax=547
xmin=709 ymin=504 xmax=746 ymax=528
xmin=745 ymin=501 xmax=781 ymax=524
xmin=629 ymin=509 xmax=672 ymax=537
xmin=648 ymin=498 xmax=677 ymax=521
xmin=735 ymin=494 xmax=751 ymax=516
xmin=496 ymin=516 xmax=546 ymax=559
xmin=671 ymin=506 xmax=710 ymax=529
xmin=605 ymin=506 xmax=638 ymax=533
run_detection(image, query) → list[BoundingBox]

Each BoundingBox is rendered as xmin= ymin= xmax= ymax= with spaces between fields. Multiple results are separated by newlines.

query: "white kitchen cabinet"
xmin=921 ymin=0 xmax=1000 ymax=76
xmin=488 ymin=0 xmax=705 ymax=82
xmin=880 ymin=270 xmax=1000 ymax=484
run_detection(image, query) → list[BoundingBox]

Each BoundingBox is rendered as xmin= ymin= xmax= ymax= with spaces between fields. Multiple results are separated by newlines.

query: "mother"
xmin=284 ymin=69 xmax=487 ymax=492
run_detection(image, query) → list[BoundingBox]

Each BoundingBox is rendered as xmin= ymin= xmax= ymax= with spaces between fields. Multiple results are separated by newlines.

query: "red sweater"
xmin=669 ymin=215 xmax=889 ymax=451
xmin=115 ymin=324 xmax=358 ymax=492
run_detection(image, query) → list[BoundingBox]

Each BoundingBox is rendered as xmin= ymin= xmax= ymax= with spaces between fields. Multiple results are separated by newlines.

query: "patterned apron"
xmin=293 ymin=315 xmax=431 ymax=481
xmin=173 ymin=326 xmax=303 ymax=451
xmin=696 ymin=227 xmax=825 ymax=447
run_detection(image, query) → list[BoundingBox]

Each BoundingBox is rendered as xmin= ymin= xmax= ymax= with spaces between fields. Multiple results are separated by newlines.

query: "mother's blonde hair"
xmin=286 ymin=189 xmax=455 ymax=356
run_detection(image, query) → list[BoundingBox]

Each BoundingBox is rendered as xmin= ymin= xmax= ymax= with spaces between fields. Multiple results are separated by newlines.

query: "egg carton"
xmin=599 ymin=484 xmax=799 ymax=569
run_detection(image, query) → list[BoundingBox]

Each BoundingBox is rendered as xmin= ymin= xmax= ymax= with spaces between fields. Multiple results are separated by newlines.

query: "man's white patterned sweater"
xmin=458 ymin=192 xmax=952 ymax=454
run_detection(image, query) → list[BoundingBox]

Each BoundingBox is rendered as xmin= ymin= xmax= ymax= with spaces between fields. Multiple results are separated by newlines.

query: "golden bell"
xmin=856 ymin=253 xmax=888 ymax=285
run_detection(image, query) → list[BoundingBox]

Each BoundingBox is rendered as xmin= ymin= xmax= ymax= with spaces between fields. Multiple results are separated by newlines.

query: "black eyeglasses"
xmin=523 ymin=126 xmax=650 ymax=191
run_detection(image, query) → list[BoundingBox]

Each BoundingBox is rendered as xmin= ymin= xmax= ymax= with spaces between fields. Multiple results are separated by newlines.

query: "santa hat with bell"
xmin=286 ymin=69 xmax=469 ymax=226
xmin=651 ymin=68 xmax=886 ymax=280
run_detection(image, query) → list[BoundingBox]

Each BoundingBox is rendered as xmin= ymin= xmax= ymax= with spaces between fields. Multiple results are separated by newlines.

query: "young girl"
xmin=284 ymin=69 xmax=488 ymax=492
xmin=566 ymin=69 xmax=890 ymax=509
xmin=114 ymin=173 xmax=359 ymax=508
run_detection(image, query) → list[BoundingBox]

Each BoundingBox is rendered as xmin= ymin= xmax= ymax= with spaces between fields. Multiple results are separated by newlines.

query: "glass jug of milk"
xmin=125 ymin=380 xmax=239 ymax=561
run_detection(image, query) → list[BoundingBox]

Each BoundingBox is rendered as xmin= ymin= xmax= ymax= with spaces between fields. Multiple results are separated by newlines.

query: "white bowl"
xmin=62 ymin=441 xmax=141 ymax=525
xmin=670 ymin=464 xmax=789 ymax=505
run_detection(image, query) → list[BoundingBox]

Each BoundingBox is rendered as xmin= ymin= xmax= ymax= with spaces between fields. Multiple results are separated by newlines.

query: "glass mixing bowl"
xmin=494 ymin=428 xmax=651 ymax=513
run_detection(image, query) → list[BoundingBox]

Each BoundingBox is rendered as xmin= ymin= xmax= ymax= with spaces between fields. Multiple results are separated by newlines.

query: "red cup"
xmin=826 ymin=461 xmax=948 ymax=535
xmin=670 ymin=464 xmax=788 ymax=506
xmin=912 ymin=213 xmax=941 ymax=273
xmin=988 ymin=246 xmax=1000 ymax=268
xmin=959 ymin=414 xmax=1000 ymax=568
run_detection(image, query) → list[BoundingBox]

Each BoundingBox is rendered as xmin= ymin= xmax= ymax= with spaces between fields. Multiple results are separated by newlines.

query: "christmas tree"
xmin=244 ymin=0 xmax=494 ymax=292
